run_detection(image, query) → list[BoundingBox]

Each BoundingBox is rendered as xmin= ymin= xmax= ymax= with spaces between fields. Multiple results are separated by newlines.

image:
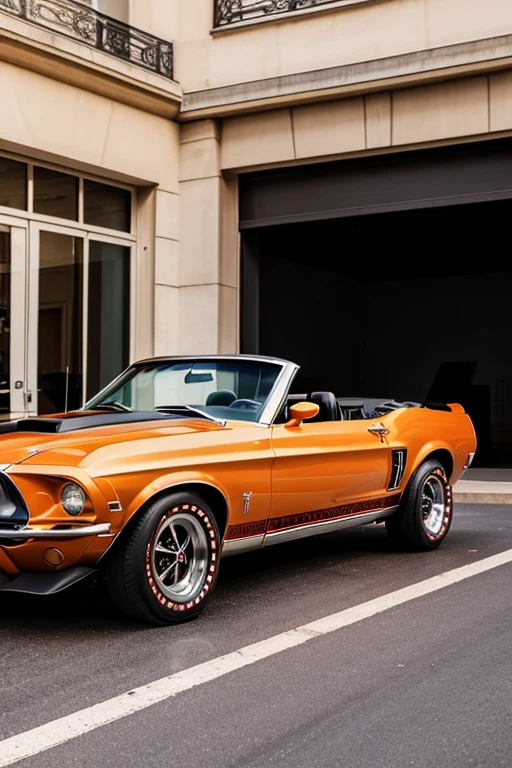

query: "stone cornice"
xmin=181 ymin=34 xmax=512 ymax=119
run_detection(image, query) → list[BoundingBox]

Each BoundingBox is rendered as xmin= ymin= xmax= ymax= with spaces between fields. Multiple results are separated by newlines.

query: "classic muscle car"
xmin=0 ymin=355 xmax=476 ymax=625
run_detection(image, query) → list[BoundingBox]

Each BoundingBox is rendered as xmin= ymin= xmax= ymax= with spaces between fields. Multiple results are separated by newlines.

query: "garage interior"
xmin=239 ymin=140 xmax=512 ymax=467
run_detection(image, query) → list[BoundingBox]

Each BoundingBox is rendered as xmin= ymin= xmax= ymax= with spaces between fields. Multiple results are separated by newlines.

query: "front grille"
xmin=0 ymin=472 xmax=29 ymax=531
xmin=388 ymin=449 xmax=407 ymax=491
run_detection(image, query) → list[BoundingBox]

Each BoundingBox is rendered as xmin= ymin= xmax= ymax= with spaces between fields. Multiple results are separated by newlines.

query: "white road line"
xmin=1 ymin=548 xmax=511 ymax=767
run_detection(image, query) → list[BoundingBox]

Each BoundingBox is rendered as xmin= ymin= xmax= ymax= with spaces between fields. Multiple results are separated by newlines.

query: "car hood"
xmin=0 ymin=410 xmax=229 ymax=469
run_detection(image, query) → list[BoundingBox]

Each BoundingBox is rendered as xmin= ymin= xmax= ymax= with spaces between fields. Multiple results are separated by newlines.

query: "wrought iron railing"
xmin=215 ymin=0 xmax=354 ymax=27
xmin=0 ymin=0 xmax=174 ymax=79
xmin=214 ymin=0 xmax=359 ymax=26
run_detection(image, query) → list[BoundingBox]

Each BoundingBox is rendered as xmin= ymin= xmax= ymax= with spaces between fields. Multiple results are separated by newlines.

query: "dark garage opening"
xmin=241 ymin=200 xmax=512 ymax=467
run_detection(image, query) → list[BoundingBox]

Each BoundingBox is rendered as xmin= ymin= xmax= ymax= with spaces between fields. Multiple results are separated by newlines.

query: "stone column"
xmin=177 ymin=119 xmax=239 ymax=354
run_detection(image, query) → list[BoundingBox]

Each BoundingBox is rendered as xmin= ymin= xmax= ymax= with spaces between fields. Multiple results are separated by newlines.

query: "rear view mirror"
xmin=184 ymin=371 xmax=214 ymax=384
xmin=285 ymin=401 xmax=320 ymax=428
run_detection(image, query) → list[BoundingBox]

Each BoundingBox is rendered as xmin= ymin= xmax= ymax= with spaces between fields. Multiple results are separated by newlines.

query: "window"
xmin=33 ymin=167 xmax=78 ymax=221
xmin=214 ymin=0 xmax=369 ymax=27
xmin=0 ymin=152 xmax=136 ymax=416
xmin=87 ymin=241 xmax=130 ymax=398
xmin=84 ymin=180 xmax=131 ymax=232
xmin=37 ymin=232 xmax=83 ymax=414
xmin=0 ymin=158 xmax=27 ymax=211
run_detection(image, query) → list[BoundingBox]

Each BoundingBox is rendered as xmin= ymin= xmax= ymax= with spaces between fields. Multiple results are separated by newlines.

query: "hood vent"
xmin=13 ymin=412 xmax=172 ymax=434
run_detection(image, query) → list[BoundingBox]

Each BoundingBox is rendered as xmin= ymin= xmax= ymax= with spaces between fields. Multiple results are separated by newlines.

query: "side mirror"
xmin=285 ymin=401 xmax=320 ymax=428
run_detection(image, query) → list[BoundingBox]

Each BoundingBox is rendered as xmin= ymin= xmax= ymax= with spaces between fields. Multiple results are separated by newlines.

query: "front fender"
xmin=121 ymin=470 xmax=232 ymax=528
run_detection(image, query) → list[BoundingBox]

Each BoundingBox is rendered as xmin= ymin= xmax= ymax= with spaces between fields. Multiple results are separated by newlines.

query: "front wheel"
xmin=385 ymin=460 xmax=453 ymax=551
xmin=106 ymin=492 xmax=221 ymax=625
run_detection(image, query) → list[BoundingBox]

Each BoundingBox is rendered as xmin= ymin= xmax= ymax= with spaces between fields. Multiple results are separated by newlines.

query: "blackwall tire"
xmin=106 ymin=492 xmax=221 ymax=625
xmin=385 ymin=460 xmax=453 ymax=551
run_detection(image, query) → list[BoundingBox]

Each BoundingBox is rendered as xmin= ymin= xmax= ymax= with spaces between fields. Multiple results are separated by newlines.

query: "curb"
xmin=453 ymin=492 xmax=512 ymax=504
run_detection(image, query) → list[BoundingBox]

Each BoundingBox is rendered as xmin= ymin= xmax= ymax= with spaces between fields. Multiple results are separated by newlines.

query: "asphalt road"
xmin=0 ymin=503 xmax=511 ymax=768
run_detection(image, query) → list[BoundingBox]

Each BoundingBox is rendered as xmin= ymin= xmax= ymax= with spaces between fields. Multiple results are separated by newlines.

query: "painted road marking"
xmin=1 ymin=548 xmax=512 ymax=767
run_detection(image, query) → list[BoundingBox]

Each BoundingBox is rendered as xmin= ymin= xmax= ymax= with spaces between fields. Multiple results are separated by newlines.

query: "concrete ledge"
xmin=453 ymin=474 xmax=512 ymax=504
xmin=454 ymin=480 xmax=512 ymax=494
xmin=454 ymin=492 xmax=512 ymax=504
xmin=0 ymin=14 xmax=181 ymax=118
xmin=182 ymin=34 xmax=512 ymax=119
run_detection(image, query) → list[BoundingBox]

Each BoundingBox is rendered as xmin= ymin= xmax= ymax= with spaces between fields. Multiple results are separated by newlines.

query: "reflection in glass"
xmin=38 ymin=232 xmax=83 ymax=414
xmin=0 ymin=232 xmax=10 ymax=416
xmin=85 ymin=358 xmax=282 ymax=423
xmin=0 ymin=158 xmax=27 ymax=211
xmin=84 ymin=180 xmax=131 ymax=232
xmin=33 ymin=167 xmax=78 ymax=221
xmin=87 ymin=241 xmax=130 ymax=398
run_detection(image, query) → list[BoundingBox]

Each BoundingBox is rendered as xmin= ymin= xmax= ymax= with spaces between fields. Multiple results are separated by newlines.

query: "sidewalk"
xmin=453 ymin=468 xmax=512 ymax=504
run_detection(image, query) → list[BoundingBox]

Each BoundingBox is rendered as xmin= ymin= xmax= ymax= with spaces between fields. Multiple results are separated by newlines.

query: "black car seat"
xmin=205 ymin=389 xmax=237 ymax=406
xmin=307 ymin=391 xmax=342 ymax=422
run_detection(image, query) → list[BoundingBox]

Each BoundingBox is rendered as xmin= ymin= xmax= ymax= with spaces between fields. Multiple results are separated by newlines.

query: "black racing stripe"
xmin=12 ymin=412 xmax=174 ymax=434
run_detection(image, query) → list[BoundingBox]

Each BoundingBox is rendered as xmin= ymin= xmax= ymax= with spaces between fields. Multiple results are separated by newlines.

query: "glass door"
xmin=86 ymin=236 xmax=131 ymax=401
xmin=27 ymin=223 xmax=132 ymax=415
xmin=0 ymin=219 xmax=28 ymax=418
xmin=28 ymin=222 xmax=85 ymax=415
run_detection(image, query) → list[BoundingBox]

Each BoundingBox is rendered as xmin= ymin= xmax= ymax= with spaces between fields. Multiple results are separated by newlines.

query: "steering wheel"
xmin=228 ymin=399 xmax=262 ymax=411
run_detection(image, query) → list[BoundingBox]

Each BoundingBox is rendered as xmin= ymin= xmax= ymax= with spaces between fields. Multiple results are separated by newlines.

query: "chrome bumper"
xmin=0 ymin=523 xmax=111 ymax=540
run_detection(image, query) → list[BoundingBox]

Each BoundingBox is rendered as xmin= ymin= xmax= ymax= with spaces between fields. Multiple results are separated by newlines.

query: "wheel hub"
xmin=150 ymin=511 xmax=208 ymax=602
xmin=421 ymin=475 xmax=446 ymax=536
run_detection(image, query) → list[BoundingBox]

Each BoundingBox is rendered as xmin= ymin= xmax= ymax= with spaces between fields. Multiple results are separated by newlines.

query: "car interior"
xmin=275 ymin=393 xmax=421 ymax=423
xmin=185 ymin=389 xmax=420 ymax=425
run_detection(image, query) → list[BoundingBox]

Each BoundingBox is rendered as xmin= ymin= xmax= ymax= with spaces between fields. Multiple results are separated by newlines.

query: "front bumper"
xmin=0 ymin=523 xmax=111 ymax=540
xmin=0 ymin=565 xmax=99 ymax=595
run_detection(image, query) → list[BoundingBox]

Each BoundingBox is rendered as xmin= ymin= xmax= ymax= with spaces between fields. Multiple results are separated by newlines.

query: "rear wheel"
xmin=385 ymin=460 xmax=453 ymax=551
xmin=106 ymin=492 xmax=221 ymax=625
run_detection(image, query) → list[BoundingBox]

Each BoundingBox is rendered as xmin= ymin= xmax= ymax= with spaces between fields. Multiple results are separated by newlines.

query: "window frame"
xmin=0 ymin=148 xmax=137 ymax=414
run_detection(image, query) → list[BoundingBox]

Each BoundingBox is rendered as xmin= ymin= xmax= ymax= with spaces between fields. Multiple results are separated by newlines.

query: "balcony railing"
xmin=0 ymin=0 xmax=174 ymax=79
xmin=214 ymin=0 xmax=362 ymax=26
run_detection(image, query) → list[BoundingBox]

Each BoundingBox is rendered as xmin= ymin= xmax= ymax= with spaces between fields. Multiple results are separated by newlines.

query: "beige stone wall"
xmin=0 ymin=58 xmax=180 ymax=361
xmin=84 ymin=0 xmax=178 ymax=36
xmin=129 ymin=0 xmax=178 ymax=38
xmin=172 ymin=121 xmax=239 ymax=355
xmin=219 ymin=74 xmax=512 ymax=170
xmin=176 ymin=0 xmax=512 ymax=91
xmin=4 ymin=1 xmax=512 ymax=362
xmin=0 ymin=60 xmax=179 ymax=188
xmin=165 ymin=71 xmax=512 ymax=356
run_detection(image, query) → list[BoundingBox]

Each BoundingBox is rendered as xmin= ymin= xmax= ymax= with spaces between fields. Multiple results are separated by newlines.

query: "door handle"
xmin=368 ymin=425 xmax=389 ymax=440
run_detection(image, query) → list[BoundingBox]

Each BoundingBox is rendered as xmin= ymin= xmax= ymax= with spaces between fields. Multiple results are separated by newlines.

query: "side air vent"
xmin=388 ymin=449 xmax=407 ymax=491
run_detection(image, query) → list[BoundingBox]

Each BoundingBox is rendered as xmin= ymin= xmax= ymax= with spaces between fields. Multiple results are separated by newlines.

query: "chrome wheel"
xmin=421 ymin=474 xmax=446 ymax=536
xmin=150 ymin=512 xmax=209 ymax=602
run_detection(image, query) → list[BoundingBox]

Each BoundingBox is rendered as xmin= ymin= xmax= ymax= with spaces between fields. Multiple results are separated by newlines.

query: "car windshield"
xmin=84 ymin=358 xmax=285 ymax=424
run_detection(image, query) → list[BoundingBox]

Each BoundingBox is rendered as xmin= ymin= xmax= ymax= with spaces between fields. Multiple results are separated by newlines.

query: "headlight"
xmin=61 ymin=483 xmax=86 ymax=516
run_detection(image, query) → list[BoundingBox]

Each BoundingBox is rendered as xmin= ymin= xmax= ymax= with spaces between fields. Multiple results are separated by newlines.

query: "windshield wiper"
xmin=155 ymin=405 xmax=226 ymax=426
xmin=89 ymin=400 xmax=134 ymax=413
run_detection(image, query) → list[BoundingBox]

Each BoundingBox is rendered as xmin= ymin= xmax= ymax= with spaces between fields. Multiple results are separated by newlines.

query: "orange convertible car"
xmin=0 ymin=355 xmax=476 ymax=624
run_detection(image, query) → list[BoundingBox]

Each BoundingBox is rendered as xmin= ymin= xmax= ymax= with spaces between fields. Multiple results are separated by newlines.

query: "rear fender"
xmin=404 ymin=442 xmax=456 ymax=486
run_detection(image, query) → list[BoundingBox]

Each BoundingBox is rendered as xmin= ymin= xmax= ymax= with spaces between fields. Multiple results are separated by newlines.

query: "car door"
xmin=267 ymin=417 xmax=395 ymax=544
